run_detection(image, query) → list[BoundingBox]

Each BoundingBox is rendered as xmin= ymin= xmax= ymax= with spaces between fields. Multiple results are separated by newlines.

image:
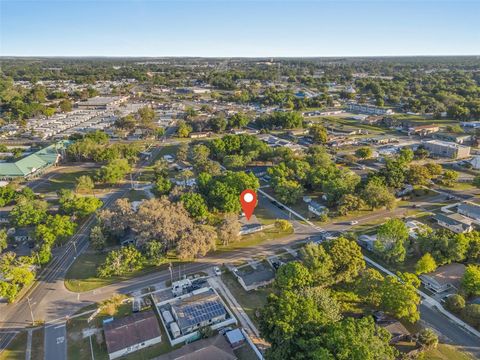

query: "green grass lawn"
xmin=221 ymin=272 xmax=272 ymax=327
xmin=64 ymin=250 xmax=187 ymax=292
xmin=0 ymin=332 xmax=27 ymax=360
xmin=33 ymin=167 xmax=99 ymax=193
xmin=215 ymin=226 xmax=294 ymax=253
xmin=436 ymin=182 xmax=475 ymax=191
xmin=423 ymin=344 xmax=475 ymax=360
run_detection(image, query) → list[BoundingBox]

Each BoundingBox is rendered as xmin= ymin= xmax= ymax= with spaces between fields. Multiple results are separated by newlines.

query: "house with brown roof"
xmin=408 ymin=124 xmax=440 ymax=136
xmin=153 ymin=334 xmax=236 ymax=360
xmin=419 ymin=263 xmax=466 ymax=294
xmin=103 ymin=310 xmax=162 ymax=360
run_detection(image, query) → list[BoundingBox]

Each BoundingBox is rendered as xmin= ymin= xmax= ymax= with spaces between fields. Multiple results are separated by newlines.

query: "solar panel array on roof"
xmin=172 ymin=290 xmax=227 ymax=331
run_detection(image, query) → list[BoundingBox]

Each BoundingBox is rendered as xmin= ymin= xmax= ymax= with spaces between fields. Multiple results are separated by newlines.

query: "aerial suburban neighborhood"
xmin=1 ymin=1 xmax=480 ymax=360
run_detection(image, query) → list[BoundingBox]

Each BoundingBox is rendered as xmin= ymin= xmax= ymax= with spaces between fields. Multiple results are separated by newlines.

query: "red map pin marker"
xmin=240 ymin=189 xmax=257 ymax=221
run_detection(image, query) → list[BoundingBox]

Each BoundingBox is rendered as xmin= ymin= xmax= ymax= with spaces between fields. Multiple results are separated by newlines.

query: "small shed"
xmin=225 ymin=328 xmax=245 ymax=348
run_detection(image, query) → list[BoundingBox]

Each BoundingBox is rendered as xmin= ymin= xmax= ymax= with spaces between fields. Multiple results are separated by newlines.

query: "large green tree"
xmin=324 ymin=237 xmax=366 ymax=283
xmin=374 ymin=219 xmax=409 ymax=264
xmin=461 ymin=265 xmax=480 ymax=297
xmin=275 ymin=262 xmax=313 ymax=291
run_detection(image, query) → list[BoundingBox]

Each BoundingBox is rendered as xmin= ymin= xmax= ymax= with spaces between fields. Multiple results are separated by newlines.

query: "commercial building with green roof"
xmin=0 ymin=140 xmax=71 ymax=180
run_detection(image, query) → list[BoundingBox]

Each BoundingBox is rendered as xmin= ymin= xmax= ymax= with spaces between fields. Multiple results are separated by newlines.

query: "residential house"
xmin=170 ymin=289 xmax=228 ymax=335
xmin=405 ymin=220 xmax=425 ymax=239
xmin=239 ymin=223 xmax=263 ymax=236
xmin=307 ymin=200 xmax=327 ymax=217
xmin=358 ymin=234 xmax=377 ymax=251
xmin=233 ymin=262 xmax=275 ymax=291
xmin=434 ymin=213 xmax=473 ymax=234
xmin=103 ymin=310 xmax=162 ymax=360
xmin=420 ymin=263 xmax=466 ymax=293
xmin=396 ymin=184 xmax=414 ymax=197
xmin=373 ymin=313 xmax=410 ymax=344
xmin=408 ymin=125 xmax=440 ymax=136
xmin=457 ymin=202 xmax=480 ymax=223
xmin=153 ymin=334 xmax=236 ymax=360
xmin=225 ymin=329 xmax=245 ymax=349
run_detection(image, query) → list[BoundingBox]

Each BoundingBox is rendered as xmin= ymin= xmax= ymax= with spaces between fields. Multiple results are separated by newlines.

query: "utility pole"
xmin=168 ymin=263 xmax=173 ymax=285
xmin=26 ymin=297 xmax=35 ymax=325
xmin=73 ymin=241 xmax=77 ymax=258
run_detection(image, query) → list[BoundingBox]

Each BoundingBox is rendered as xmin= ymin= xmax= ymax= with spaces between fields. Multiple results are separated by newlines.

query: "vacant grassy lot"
xmin=216 ymin=225 xmax=294 ymax=253
xmin=64 ymin=250 xmax=186 ymax=292
xmin=32 ymin=165 xmax=100 ymax=193
xmin=423 ymin=344 xmax=475 ymax=360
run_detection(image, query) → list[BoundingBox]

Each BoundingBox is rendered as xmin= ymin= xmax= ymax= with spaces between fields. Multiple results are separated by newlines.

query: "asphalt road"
xmin=44 ymin=323 xmax=66 ymax=360
xmin=420 ymin=304 xmax=480 ymax=356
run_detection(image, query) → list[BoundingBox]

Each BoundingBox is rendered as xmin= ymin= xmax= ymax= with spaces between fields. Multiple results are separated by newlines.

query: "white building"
xmin=103 ymin=310 xmax=162 ymax=360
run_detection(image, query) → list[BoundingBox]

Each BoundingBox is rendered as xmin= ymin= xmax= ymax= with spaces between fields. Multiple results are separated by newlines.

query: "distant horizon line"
xmin=1 ymin=54 xmax=480 ymax=59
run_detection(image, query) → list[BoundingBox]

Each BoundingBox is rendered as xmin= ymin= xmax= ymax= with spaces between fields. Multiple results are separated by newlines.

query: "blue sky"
xmin=1 ymin=1 xmax=479 ymax=57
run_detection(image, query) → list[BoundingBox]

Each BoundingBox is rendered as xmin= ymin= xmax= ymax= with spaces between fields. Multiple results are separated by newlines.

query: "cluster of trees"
xmin=260 ymin=237 xmax=421 ymax=359
xmin=198 ymin=171 xmax=259 ymax=213
xmin=0 ymin=191 xmax=54 ymax=300
xmin=115 ymin=106 xmax=165 ymax=138
xmin=58 ymin=189 xmax=103 ymax=219
xmin=95 ymin=162 xmax=266 ymax=277
xmin=7 ymin=187 xmax=99 ymax=267
xmin=445 ymin=265 xmax=480 ymax=329
xmin=0 ymin=252 xmax=36 ymax=302
xmin=354 ymin=70 xmax=480 ymax=120
xmin=66 ymin=131 xmax=141 ymax=163
xmin=97 ymin=245 xmax=145 ymax=278
xmin=256 ymin=111 xmax=304 ymax=130
xmin=418 ymin=229 xmax=480 ymax=266
xmin=96 ymin=197 xmax=217 ymax=272
xmin=176 ymin=111 xmax=252 ymax=138
xmin=0 ymin=79 xmax=72 ymax=124
xmin=373 ymin=219 xmax=480 ymax=272
xmin=97 ymin=158 xmax=132 ymax=184
xmin=207 ymin=134 xmax=269 ymax=169
xmin=267 ymin=146 xmax=396 ymax=214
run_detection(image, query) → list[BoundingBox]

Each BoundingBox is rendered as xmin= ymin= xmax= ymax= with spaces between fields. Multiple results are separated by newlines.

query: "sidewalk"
xmin=207 ymin=275 xmax=269 ymax=353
